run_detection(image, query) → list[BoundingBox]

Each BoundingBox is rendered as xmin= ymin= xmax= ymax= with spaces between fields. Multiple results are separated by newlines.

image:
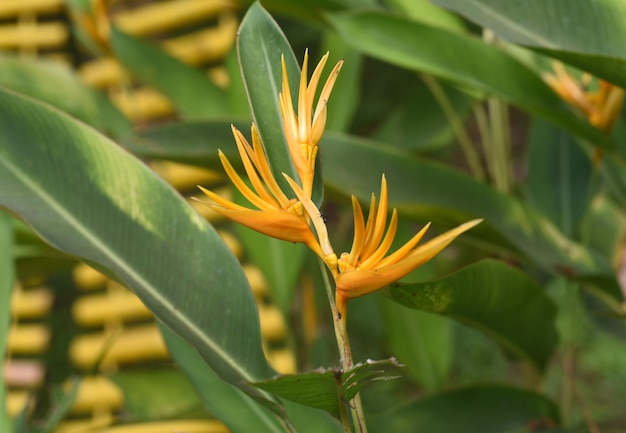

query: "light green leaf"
xmin=110 ymin=27 xmax=228 ymax=118
xmin=386 ymin=260 xmax=558 ymax=373
xmin=0 ymin=87 xmax=279 ymax=408
xmin=386 ymin=0 xmax=465 ymax=33
xmin=369 ymin=385 xmax=561 ymax=433
xmin=238 ymin=2 xmax=324 ymax=204
xmin=326 ymin=10 xmax=609 ymax=147
xmin=0 ymin=212 xmax=13 ymax=433
xmin=0 ymin=53 xmax=130 ymax=137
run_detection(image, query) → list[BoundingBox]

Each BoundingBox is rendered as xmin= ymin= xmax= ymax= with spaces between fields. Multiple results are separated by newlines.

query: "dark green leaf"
xmin=238 ymin=3 xmax=324 ymax=204
xmin=110 ymin=27 xmax=228 ymax=118
xmin=251 ymin=359 xmax=401 ymax=418
xmin=122 ymin=119 xmax=248 ymax=168
xmin=386 ymin=259 xmax=558 ymax=372
xmin=326 ymin=10 xmax=609 ymax=147
xmin=369 ymin=385 xmax=561 ymax=433
xmin=526 ymin=119 xmax=592 ymax=237
xmin=0 ymin=53 xmax=130 ymax=137
xmin=0 ymin=87 xmax=278 ymax=408
xmin=381 ymin=299 xmax=452 ymax=392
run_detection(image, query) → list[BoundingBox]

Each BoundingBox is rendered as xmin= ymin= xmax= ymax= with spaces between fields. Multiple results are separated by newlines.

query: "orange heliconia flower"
xmin=335 ymin=175 xmax=482 ymax=317
xmin=544 ymin=62 xmax=625 ymax=132
xmin=279 ymin=51 xmax=343 ymax=198
xmin=198 ymin=124 xmax=325 ymax=259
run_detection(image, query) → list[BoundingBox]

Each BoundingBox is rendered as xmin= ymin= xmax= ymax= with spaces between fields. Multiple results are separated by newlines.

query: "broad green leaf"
xmin=386 ymin=260 xmax=558 ymax=372
xmin=239 ymin=0 xmax=375 ymax=22
xmin=369 ymin=385 xmax=561 ymax=433
xmin=381 ymin=299 xmax=452 ymax=393
xmin=526 ymin=119 xmax=592 ymax=237
xmin=123 ymin=119 xmax=248 ymax=168
xmin=326 ymin=10 xmax=609 ymax=148
xmin=112 ymin=370 xmax=207 ymax=421
xmin=238 ymin=3 xmax=324 ymax=205
xmin=0 ymin=212 xmax=13 ymax=433
xmin=235 ymin=224 xmax=307 ymax=314
xmin=251 ymin=359 xmax=401 ymax=418
xmin=110 ymin=27 xmax=228 ymax=118
xmin=321 ymin=133 xmax=616 ymax=283
xmin=433 ymin=0 xmax=626 ymax=88
xmin=0 ymin=87 xmax=278 ymax=408
xmin=161 ymin=326 xmax=342 ymax=433
xmin=0 ymin=54 xmax=130 ymax=137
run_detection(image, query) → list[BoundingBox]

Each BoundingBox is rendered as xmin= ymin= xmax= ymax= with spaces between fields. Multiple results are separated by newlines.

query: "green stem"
xmin=421 ymin=74 xmax=485 ymax=182
xmin=318 ymin=259 xmax=368 ymax=433
xmin=487 ymin=96 xmax=513 ymax=193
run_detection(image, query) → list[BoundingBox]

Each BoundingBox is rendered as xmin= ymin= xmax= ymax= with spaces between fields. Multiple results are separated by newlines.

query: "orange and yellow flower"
xmin=335 ymin=175 xmax=482 ymax=317
xmin=279 ymin=51 xmax=343 ymax=198
xmin=198 ymin=124 xmax=325 ymax=259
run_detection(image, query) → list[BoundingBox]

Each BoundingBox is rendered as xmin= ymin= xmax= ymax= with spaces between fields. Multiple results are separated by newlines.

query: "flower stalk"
xmin=198 ymin=50 xmax=482 ymax=431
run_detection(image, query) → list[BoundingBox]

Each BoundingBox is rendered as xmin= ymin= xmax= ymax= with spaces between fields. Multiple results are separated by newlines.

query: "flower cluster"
xmin=199 ymin=52 xmax=481 ymax=318
xmin=543 ymin=62 xmax=625 ymax=133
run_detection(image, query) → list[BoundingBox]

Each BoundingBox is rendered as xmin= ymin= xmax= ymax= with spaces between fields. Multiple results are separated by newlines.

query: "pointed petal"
xmin=359 ymin=209 xmax=398 ymax=270
xmin=197 ymin=185 xmax=249 ymax=211
xmin=313 ymin=59 xmax=343 ymax=125
xmin=231 ymin=126 xmax=278 ymax=207
xmin=376 ymin=222 xmax=431 ymax=268
xmin=361 ymin=175 xmax=388 ymax=259
xmin=217 ymin=150 xmax=274 ymax=211
xmin=298 ymin=50 xmax=310 ymax=142
xmin=337 ymin=219 xmax=482 ymax=299
xmin=306 ymin=52 xmax=330 ymax=123
xmin=347 ymin=195 xmax=366 ymax=268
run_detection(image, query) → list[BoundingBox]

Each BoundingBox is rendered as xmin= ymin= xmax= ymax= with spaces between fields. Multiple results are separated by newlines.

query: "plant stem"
xmin=421 ymin=74 xmax=485 ymax=182
xmin=318 ymin=259 xmax=368 ymax=433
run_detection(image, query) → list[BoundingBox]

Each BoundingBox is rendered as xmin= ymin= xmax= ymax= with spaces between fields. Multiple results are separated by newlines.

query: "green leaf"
xmin=326 ymin=10 xmax=609 ymax=147
xmin=0 ymin=53 xmax=130 ymax=137
xmin=36 ymin=379 xmax=80 ymax=433
xmin=381 ymin=299 xmax=452 ymax=393
xmin=581 ymin=195 xmax=626 ymax=262
xmin=321 ymin=133 xmax=615 ymax=281
xmin=161 ymin=326 xmax=341 ymax=433
xmin=0 ymin=87 xmax=278 ymax=407
xmin=369 ymin=385 xmax=561 ymax=433
xmin=386 ymin=260 xmax=558 ymax=373
xmin=526 ymin=119 xmax=592 ymax=237
xmin=110 ymin=27 xmax=228 ymax=118
xmin=0 ymin=212 xmax=13 ymax=433
xmin=251 ymin=359 xmax=401 ymax=418
xmin=122 ymin=119 xmax=248 ymax=168
xmin=238 ymin=3 xmax=324 ymax=204
xmin=235 ymin=224 xmax=307 ymax=314
xmin=433 ymin=0 xmax=626 ymax=88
